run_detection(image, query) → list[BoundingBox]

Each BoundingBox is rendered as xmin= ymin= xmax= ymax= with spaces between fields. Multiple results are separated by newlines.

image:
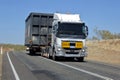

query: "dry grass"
xmin=86 ymin=39 xmax=120 ymax=66
xmin=0 ymin=44 xmax=26 ymax=52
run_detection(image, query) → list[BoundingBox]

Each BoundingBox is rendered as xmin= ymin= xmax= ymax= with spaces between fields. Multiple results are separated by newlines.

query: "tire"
xmin=40 ymin=52 xmax=43 ymax=56
xmin=77 ymin=57 xmax=84 ymax=62
xmin=48 ymin=54 xmax=52 ymax=59
xmin=52 ymin=53 xmax=57 ymax=61
xmin=52 ymin=51 xmax=58 ymax=61
xmin=29 ymin=50 xmax=35 ymax=55
xmin=48 ymin=47 xmax=52 ymax=59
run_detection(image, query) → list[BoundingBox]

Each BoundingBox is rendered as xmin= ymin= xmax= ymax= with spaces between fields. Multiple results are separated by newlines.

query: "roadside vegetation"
xmin=0 ymin=44 xmax=26 ymax=53
xmin=87 ymin=28 xmax=120 ymax=66
xmin=91 ymin=27 xmax=120 ymax=40
xmin=86 ymin=39 xmax=120 ymax=66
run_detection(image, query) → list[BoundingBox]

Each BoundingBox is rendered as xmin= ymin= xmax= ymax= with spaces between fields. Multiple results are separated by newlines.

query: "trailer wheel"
xmin=29 ymin=50 xmax=35 ymax=55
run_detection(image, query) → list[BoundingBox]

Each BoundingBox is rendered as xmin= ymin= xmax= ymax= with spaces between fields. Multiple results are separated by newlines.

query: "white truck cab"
xmin=49 ymin=13 xmax=88 ymax=61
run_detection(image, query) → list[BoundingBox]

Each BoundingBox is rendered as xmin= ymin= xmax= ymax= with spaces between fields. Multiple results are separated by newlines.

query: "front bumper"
xmin=55 ymin=48 xmax=87 ymax=57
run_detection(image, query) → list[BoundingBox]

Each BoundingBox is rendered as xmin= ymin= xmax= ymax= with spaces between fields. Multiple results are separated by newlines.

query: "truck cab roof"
xmin=54 ymin=13 xmax=82 ymax=23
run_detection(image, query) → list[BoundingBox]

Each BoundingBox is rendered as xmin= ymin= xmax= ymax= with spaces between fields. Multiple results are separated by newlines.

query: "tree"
xmin=93 ymin=27 xmax=120 ymax=40
xmin=92 ymin=36 xmax=99 ymax=40
xmin=98 ymin=30 xmax=113 ymax=40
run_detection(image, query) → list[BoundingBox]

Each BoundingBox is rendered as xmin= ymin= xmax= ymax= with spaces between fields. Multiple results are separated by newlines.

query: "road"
xmin=2 ymin=51 xmax=120 ymax=80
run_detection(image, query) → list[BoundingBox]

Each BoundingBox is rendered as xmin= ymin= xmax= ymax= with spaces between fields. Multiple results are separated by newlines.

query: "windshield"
xmin=56 ymin=23 xmax=86 ymax=39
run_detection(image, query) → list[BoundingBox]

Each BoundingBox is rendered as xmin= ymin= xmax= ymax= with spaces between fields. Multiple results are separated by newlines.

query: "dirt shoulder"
xmin=86 ymin=40 xmax=120 ymax=66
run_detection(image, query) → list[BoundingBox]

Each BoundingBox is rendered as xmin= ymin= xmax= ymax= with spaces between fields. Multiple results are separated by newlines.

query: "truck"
xmin=25 ymin=12 xmax=88 ymax=61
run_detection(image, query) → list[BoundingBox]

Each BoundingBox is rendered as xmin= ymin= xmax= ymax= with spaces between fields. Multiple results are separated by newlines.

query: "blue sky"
xmin=0 ymin=0 xmax=120 ymax=44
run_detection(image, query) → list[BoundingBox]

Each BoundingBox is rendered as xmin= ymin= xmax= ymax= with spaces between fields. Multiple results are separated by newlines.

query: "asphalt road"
xmin=2 ymin=51 xmax=120 ymax=80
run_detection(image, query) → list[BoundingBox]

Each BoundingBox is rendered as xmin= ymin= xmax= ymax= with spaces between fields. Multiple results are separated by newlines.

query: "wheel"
xmin=52 ymin=53 xmax=57 ymax=61
xmin=77 ymin=57 xmax=84 ymax=62
xmin=40 ymin=52 xmax=43 ymax=56
xmin=48 ymin=54 xmax=52 ymax=59
xmin=48 ymin=47 xmax=52 ymax=59
xmin=29 ymin=50 xmax=35 ymax=55
xmin=52 ymin=51 xmax=58 ymax=61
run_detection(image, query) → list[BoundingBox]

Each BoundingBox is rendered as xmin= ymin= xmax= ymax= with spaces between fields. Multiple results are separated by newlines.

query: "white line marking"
xmin=40 ymin=57 xmax=113 ymax=80
xmin=7 ymin=52 xmax=20 ymax=80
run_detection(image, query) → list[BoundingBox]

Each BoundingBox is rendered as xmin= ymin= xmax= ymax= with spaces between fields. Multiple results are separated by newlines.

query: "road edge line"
xmin=7 ymin=52 xmax=20 ymax=80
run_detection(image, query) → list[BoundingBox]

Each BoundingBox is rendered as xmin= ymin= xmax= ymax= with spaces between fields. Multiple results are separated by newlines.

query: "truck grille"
xmin=64 ymin=48 xmax=80 ymax=54
xmin=63 ymin=48 xmax=81 ymax=50
xmin=66 ymin=52 xmax=79 ymax=54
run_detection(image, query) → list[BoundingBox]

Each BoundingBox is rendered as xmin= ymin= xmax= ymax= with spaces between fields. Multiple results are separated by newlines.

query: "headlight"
xmin=82 ymin=49 xmax=85 ymax=52
xmin=26 ymin=47 xmax=29 ymax=51
xmin=82 ymin=47 xmax=87 ymax=52
xmin=57 ymin=47 xmax=62 ymax=51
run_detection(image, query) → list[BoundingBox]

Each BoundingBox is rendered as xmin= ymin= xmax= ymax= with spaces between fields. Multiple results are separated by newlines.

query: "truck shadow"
xmin=26 ymin=52 xmax=87 ymax=63
xmin=26 ymin=53 xmax=41 ymax=56
xmin=57 ymin=58 xmax=87 ymax=63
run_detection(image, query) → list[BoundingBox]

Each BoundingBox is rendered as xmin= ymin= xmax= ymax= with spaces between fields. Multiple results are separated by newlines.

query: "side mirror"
xmin=85 ymin=26 xmax=88 ymax=37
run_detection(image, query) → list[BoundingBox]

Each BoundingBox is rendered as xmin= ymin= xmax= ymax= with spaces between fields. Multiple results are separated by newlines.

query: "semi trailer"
xmin=25 ymin=12 xmax=88 ymax=61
